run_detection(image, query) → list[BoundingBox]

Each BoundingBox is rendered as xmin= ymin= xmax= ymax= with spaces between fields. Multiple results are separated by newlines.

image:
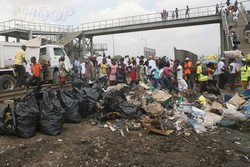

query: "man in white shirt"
xmin=148 ymin=57 xmax=156 ymax=81
xmin=96 ymin=55 xmax=103 ymax=65
xmin=218 ymin=57 xmax=226 ymax=89
xmin=228 ymin=59 xmax=237 ymax=90
xmin=175 ymin=60 xmax=188 ymax=91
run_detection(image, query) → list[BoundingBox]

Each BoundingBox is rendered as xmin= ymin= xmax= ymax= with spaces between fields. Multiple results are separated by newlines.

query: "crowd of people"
xmin=59 ymin=53 xmax=249 ymax=95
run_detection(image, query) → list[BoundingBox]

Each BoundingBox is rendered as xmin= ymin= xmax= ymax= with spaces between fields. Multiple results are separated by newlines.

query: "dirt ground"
xmin=0 ymin=120 xmax=250 ymax=167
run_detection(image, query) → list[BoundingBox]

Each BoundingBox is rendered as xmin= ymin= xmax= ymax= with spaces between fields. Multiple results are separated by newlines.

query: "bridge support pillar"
xmin=28 ymin=30 xmax=33 ymax=40
xmin=5 ymin=36 xmax=9 ymax=42
xmin=16 ymin=36 xmax=20 ymax=43
xmin=220 ymin=23 xmax=225 ymax=56
xmin=90 ymin=36 xmax=93 ymax=56
xmin=82 ymin=33 xmax=86 ymax=58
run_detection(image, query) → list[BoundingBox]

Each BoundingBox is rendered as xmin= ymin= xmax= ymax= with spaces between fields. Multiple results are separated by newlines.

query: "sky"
xmin=0 ymin=0 xmax=249 ymax=59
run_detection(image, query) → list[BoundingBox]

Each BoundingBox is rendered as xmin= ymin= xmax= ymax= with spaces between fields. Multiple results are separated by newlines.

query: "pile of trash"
xmin=0 ymin=78 xmax=249 ymax=139
xmin=93 ymin=82 xmax=250 ymax=137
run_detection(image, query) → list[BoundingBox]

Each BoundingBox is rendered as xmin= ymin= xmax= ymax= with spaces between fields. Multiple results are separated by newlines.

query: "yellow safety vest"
xmin=197 ymin=65 xmax=208 ymax=82
xmin=241 ymin=65 xmax=248 ymax=81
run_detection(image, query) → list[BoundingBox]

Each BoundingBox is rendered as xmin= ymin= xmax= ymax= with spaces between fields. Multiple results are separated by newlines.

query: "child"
xmin=59 ymin=56 xmax=68 ymax=86
xmin=108 ymin=59 xmax=118 ymax=86
xmin=127 ymin=60 xmax=137 ymax=88
xmin=26 ymin=56 xmax=42 ymax=89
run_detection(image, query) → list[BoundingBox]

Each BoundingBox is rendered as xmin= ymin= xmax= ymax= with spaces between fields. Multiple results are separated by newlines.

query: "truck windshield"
xmin=54 ymin=48 xmax=65 ymax=56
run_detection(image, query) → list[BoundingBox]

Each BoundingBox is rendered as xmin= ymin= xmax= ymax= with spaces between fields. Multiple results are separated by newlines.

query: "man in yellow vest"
xmin=15 ymin=45 xmax=27 ymax=88
xmin=240 ymin=58 xmax=248 ymax=91
xmin=196 ymin=61 xmax=208 ymax=93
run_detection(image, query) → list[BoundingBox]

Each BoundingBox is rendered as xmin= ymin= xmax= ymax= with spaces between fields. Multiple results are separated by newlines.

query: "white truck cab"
xmin=0 ymin=38 xmax=71 ymax=90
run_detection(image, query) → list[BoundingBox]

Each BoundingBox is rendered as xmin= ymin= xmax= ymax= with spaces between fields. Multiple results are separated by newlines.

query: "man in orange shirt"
xmin=26 ymin=56 xmax=42 ymax=89
xmin=184 ymin=57 xmax=194 ymax=89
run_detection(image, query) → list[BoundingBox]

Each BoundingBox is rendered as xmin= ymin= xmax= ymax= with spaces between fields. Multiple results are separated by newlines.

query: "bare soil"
xmin=0 ymin=121 xmax=250 ymax=167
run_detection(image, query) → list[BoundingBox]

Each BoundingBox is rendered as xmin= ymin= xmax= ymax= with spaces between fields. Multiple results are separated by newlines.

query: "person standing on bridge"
xmin=15 ymin=45 xmax=27 ymax=88
xmin=185 ymin=6 xmax=190 ymax=19
xmin=175 ymin=8 xmax=179 ymax=19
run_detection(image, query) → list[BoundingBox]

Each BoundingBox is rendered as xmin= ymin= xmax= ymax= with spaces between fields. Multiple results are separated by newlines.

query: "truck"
xmin=0 ymin=37 xmax=71 ymax=90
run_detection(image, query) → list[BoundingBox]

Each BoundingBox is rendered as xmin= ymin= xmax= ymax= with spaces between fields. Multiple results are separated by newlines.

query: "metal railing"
xmin=239 ymin=2 xmax=249 ymax=24
xmin=74 ymin=4 xmax=218 ymax=32
xmin=0 ymin=19 xmax=73 ymax=33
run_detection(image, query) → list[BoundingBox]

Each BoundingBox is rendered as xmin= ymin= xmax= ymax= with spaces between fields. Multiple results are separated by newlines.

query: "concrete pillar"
xmin=220 ymin=23 xmax=225 ymax=55
xmin=90 ymin=36 xmax=93 ymax=56
xmin=16 ymin=36 xmax=20 ymax=43
xmin=5 ymin=36 xmax=9 ymax=42
xmin=28 ymin=30 xmax=33 ymax=40
xmin=82 ymin=33 xmax=86 ymax=58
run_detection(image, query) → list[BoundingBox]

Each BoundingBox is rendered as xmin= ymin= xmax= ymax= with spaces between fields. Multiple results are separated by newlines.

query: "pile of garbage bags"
xmin=0 ymin=77 xmax=142 ymax=138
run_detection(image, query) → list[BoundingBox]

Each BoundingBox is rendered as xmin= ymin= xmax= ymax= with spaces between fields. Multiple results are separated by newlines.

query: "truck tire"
xmin=53 ymin=71 xmax=60 ymax=84
xmin=0 ymin=75 xmax=16 ymax=90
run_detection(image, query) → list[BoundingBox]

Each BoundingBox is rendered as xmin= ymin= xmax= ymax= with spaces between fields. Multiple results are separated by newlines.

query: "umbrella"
xmin=202 ymin=60 xmax=218 ymax=65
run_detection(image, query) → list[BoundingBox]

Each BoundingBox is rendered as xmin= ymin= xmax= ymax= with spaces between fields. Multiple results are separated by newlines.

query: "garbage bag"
xmin=72 ymin=78 xmax=89 ymax=89
xmin=82 ymin=87 xmax=102 ymax=115
xmin=206 ymin=84 xmax=221 ymax=96
xmin=223 ymin=108 xmax=247 ymax=122
xmin=102 ymin=89 xmax=142 ymax=118
xmin=219 ymin=117 xmax=238 ymax=128
xmin=14 ymin=94 xmax=39 ymax=138
xmin=57 ymin=89 xmax=81 ymax=123
xmin=39 ymin=89 xmax=64 ymax=136
xmin=116 ymin=73 xmax=127 ymax=84
xmin=73 ymin=88 xmax=88 ymax=118
xmin=0 ymin=105 xmax=16 ymax=135
xmin=92 ymin=76 xmax=108 ymax=90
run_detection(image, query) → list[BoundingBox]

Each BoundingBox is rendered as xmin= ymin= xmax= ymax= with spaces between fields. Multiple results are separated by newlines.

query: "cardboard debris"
xmin=228 ymin=93 xmax=246 ymax=106
xmin=137 ymin=83 xmax=150 ymax=94
xmin=152 ymin=90 xmax=172 ymax=102
xmin=146 ymin=102 xmax=163 ymax=116
xmin=211 ymin=101 xmax=223 ymax=110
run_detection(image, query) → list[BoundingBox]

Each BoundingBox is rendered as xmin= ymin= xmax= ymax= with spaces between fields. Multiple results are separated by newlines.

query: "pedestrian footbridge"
xmin=0 ymin=2 xmax=248 ymax=56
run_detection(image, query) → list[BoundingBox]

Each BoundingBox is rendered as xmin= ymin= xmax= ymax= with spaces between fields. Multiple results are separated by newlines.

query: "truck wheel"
xmin=53 ymin=71 xmax=60 ymax=84
xmin=0 ymin=75 xmax=16 ymax=90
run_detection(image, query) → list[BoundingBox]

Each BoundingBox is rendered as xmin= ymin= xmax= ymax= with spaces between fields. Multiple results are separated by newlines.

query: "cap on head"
xmin=220 ymin=57 xmax=226 ymax=61
xmin=196 ymin=61 xmax=201 ymax=65
xmin=185 ymin=57 xmax=189 ymax=61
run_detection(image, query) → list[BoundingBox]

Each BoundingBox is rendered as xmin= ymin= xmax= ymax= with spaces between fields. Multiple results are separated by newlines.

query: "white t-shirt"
xmin=229 ymin=62 xmax=237 ymax=74
xmin=159 ymin=68 xmax=164 ymax=78
xmin=107 ymin=58 xmax=111 ymax=66
xmin=96 ymin=56 xmax=103 ymax=65
xmin=176 ymin=65 xmax=183 ymax=79
xmin=124 ymin=58 xmax=129 ymax=66
xmin=148 ymin=60 xmax=156 ymax=73
xmin=81 ymin=63 xmax=85 ymax=75
xmin=218 ymin=61 xmax=225 ymax=74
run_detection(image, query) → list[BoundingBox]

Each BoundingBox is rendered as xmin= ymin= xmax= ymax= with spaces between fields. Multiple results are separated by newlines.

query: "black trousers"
xmin=218 ymin=73 xmax=225 ymax=89
xmin=27 ymin=76 xmax=41 ymax=88
xmin=15 ymin=64 xmax=26 ymax=87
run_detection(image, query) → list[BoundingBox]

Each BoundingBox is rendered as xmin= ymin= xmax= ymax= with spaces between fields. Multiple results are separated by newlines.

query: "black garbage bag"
xmin=39 ymin=89 xmax=64 ymax=136
xmin=116 ymin=73 xmax=127 ymax=84
xmin=0 ymin=105 xmax=16 ymax=135
xmin=206 ymin=84 xmax=221 ymax=96
xmin=82 ymin=87 xmax=102 ymax=115
xmin=73 ymin=88 xmax=88 ymax=118
xmin=14 ymin=93 xmax=39 ymax=138
xmin=57 ymin=89 xmax=81 ymax=123
xmin=72 ymin=78 xmax=89 ymax=89
xmin=102 ymin=89 xmax=142 ymax=118
xmin=92 ymin=76 xmax=108 ymax=90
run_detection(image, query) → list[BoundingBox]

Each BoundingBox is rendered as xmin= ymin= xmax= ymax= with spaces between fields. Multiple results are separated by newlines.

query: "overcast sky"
xmin=0 ymin=0 xmax=249 ymax=59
